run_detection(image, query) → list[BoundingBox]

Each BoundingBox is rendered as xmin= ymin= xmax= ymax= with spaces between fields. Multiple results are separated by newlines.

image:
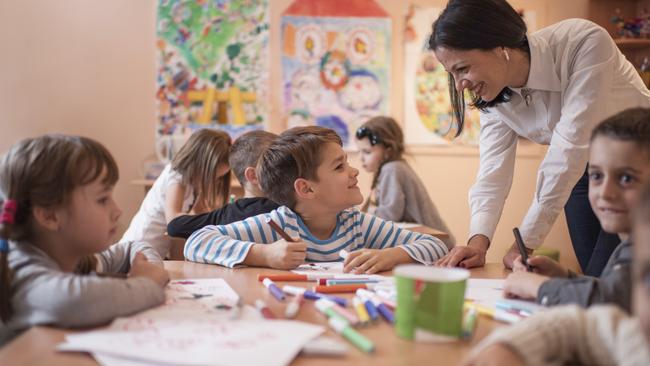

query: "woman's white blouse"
xmin=470 ymin=19 xmax=650 ymax=248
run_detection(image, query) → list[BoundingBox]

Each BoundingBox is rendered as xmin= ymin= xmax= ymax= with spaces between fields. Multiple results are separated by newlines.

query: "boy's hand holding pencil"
xmin=512 ymin=255 xmax=569 ymax=278
xmin=245 ymin=217 xmax=307 ymax=269
xmin=260 ymin=238 xmax=307 ymax=270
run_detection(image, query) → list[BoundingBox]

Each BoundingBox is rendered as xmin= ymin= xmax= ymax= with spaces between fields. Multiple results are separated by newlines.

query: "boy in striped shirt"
xmin=184 ymin=126 xmax=448 ymax=273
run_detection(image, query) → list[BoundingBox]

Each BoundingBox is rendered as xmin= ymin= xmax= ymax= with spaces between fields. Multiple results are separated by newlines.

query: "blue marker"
xmin=358 ymin=289 xmax=393 ymax=323
xmin=356 ymin=289 xmax=379 ymax=321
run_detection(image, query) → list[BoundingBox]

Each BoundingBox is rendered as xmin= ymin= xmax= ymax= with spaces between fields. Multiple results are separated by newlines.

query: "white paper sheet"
xmin=57 ymin=279 xmax=322 ymax=366
xmin=293 ymin=262 xmax=388 ymax=280
xmin=465 ymin=279 xmax=506 ymax=304
xmin=59 ymin=320 xmax=323 ymax=366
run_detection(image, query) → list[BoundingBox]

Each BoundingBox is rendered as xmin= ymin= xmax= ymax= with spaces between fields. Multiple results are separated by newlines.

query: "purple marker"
xmin=282 ymin=285 xmax=347 ymax=307
xmin=263 ymin=278 xmax=286 ymax=301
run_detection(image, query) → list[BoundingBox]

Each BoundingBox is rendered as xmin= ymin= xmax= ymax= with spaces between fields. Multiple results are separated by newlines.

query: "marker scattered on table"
xmin=285 ymin=293 xmax=303 ymax=318
xmin=263 ymin=278 xmax=286 ymax=301
xmin=328 ymin=317 xmax=375 ymax=354
xmin=283 ymin=285 xmax=348 ymax=307
xmin=255 ymin=299 xmax=276 ymax=319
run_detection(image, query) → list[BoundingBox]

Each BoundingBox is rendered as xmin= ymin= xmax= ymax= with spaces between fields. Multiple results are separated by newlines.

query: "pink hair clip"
xmin=0 ymin=199 xmax=17 ymax=225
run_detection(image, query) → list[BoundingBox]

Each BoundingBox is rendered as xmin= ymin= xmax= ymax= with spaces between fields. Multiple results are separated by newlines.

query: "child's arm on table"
xmin=184 ymin=211 xmax=306 ymax=269
xmin=343 ymin=213 xmax=448 ymax=274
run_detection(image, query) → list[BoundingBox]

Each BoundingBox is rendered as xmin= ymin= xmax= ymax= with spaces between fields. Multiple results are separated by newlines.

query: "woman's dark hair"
xmin=429 ymin=0 xmax=529 ymax=137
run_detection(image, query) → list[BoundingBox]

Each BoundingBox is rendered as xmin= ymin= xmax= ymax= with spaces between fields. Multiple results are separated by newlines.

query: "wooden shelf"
xmin=615 ymin=38 xmax=650 ymax=48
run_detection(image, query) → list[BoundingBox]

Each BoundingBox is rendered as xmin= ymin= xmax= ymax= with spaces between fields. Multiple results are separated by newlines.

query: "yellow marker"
xmin=464 ymin=301 xmax=494 ymax=317
xmin=353 ymin=296 xmax=370 ymax=325
xmin=464 ymin=301 xmax=520 ymax=324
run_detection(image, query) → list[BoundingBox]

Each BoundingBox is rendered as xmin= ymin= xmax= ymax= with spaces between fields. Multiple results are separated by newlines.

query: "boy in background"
xmin=167 ymin=130 xmax=279 ymax=239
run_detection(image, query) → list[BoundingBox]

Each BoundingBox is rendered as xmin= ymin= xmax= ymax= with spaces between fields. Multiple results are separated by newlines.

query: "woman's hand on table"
xmin=435 ymin=234 xmax=488 ymax=268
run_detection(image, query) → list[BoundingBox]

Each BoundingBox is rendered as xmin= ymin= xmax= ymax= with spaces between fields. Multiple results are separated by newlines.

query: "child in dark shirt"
xmin=167 ymin=130 xmax=279 ymax=238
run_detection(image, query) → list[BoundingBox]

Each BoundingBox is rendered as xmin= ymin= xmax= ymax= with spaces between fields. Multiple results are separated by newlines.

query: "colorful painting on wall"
xmin=281 ymin=0 xmax=392 ymax=148
xmin=156 ymin=0 xmax=269 ymax=162
xmin=403 ymin=6 xmax=481 ymax=146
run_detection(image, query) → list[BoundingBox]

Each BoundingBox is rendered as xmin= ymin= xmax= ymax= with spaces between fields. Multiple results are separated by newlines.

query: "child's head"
xmin=633 ymin=181 xmax=650 ymax=345
xmin=0 ymin=134 xmax=120 ymax=321
xmin=228 ymin=130 xmax=277 ymax=197
xmin=355 ymin=116 xmax=405 ymax=176
xmin=258 ymin=126 xmax=362 ymax=212
xmin=588 ymin=108 xmax=650 ymax=236
xmin=172 ymin=128 xmax=231 ymax=209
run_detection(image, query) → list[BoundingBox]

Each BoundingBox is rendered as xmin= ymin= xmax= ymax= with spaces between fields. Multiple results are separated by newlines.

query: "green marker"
xmin=329 ymin=316 xmax=375 ymax=353
xmin=315 ymin=298 xmax=348 ymax=324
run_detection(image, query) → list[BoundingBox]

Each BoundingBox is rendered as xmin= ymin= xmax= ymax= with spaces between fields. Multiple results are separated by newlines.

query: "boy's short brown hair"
xmin=257 ymin=126 xmax=342 ymax=208
xmin=229 ymin=130 xmax=278 ymax=186
xmin=591 ymin=107 xmax=650 ymax=158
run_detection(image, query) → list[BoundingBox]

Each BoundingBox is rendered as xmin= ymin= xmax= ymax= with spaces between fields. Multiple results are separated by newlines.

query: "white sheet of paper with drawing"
xmin=293 ymin=262 xmax=388 ymax=280
xmin=465 ymin=279 xmax=506 ymax=304
xmin=75 ymin=305 xmax=264 ymax=366
xmin=59 ymin=319 xmax=324 ymax=366
xmin=134 ymin=278 xmax=241 ymax=320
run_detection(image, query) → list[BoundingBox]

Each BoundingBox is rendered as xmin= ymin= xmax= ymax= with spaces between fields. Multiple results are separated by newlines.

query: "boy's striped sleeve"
xmin=358 ymin=213 xmax=448 ymax=264
xmin=184 ymin=212 xmax=279 ymax=268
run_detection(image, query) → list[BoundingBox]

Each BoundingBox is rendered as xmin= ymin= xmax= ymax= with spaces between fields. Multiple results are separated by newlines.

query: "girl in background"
xmin=355 ymin=116 xmax=455 ymax=249
xmin=121 ymin=129 xmax=231 ymax=257
xmin=0 ymin=135 xmax=168 ymax=345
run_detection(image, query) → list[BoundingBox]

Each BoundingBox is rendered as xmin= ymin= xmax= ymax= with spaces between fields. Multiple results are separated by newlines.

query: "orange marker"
xmin=258 ymin=273 xmax=310 ymax=282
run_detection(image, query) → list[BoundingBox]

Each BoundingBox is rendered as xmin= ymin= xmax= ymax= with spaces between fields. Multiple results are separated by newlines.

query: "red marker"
xmin=255 ymin=300 xmax=276 ymax=319
xmin=313 ymin=284 xmax=368 ymax=293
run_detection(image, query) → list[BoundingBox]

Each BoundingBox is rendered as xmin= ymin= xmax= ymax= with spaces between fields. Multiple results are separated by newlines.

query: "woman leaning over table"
xmin=430 ymin=0 xmax=650 ymax=275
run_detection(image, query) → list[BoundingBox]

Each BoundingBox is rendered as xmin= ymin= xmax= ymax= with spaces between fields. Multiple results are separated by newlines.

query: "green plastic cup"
xmin=395 ymin=265 xmax=469 ymax=341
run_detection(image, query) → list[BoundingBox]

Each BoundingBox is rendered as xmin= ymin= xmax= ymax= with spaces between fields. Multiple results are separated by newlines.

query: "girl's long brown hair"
xmin=0 ymin=135 xmax=119 ymax=322
xmin=356 ymin=116 xmax=405 ymax=212
xmin=171 ymin=129 xmax=231 ymax=211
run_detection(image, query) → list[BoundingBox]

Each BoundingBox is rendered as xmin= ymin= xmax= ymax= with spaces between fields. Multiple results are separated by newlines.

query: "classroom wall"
xmin=0 ymin=0 xmax=599 ymax=271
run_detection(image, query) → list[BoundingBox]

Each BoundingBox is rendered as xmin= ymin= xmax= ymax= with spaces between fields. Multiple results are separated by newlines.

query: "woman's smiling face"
xmin=434 ymin=46 xmax=509 ymax=102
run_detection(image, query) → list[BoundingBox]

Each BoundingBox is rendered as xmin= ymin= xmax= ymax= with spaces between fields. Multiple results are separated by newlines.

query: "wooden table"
xmin=0 ymin=262 xmax=510 ymax=366
xmin=408 ymin=225 xmax=449 ymax=239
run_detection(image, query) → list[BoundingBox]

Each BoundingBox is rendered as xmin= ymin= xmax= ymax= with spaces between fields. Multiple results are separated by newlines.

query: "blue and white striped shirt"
xmin=184 ymin=206 xmax=449 ymax=268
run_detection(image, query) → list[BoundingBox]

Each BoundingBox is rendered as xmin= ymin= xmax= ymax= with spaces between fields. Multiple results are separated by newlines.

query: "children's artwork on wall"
xmin=156 ymin=0 xmax=270 ymax=159
xmin=403 ymin=6 xmax=481 ymax=146
xmin=281 ymin=0 xmax=392 ymax=149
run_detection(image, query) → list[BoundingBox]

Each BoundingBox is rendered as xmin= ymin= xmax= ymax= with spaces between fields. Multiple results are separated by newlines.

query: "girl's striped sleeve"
xmin=358 ymin=213 xmax=448 ymax=264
